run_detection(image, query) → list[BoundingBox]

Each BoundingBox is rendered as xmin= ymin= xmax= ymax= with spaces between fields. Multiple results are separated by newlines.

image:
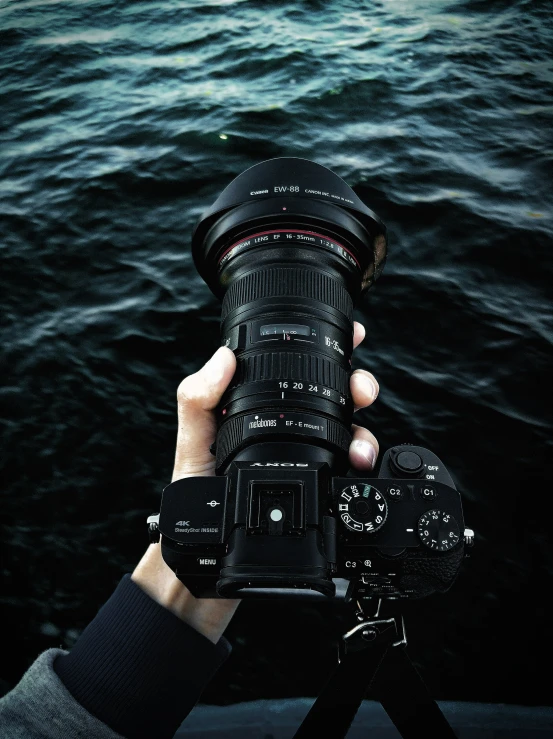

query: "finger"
xmin=350 ymin=369 xmax=379 ymax=412
xmin=173 ymin=346 xmax=236 ymax=480
xmin=353 ymin=321 xmax=365 ymax=350
xmin=349 ymin=423 xmax=379 ymax=471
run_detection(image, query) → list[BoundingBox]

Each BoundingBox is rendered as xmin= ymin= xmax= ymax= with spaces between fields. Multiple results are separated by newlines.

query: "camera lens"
xmin=191 ymin=157 xmax=387 ymax=473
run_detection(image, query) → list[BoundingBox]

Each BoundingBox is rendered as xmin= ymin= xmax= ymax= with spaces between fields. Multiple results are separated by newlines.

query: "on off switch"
xmin=390 ymin=448 xmax=425 ymax=478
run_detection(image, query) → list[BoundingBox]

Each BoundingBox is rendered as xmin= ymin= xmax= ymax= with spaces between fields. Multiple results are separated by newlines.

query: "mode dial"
xmin=338 ymin=483 xmax=388 ymax=534
xmin=418 ymin=510 xmax=461 ymax=551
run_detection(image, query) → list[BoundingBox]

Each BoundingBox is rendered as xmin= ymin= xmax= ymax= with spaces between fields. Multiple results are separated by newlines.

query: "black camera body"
xmin=156 ymin=157 xmax=472 ymax=602
xmin=159 ymin=443 xmax=467 ymax=600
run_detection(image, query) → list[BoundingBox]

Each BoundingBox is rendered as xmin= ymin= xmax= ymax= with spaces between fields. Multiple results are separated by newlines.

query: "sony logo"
xmin=250 ymin=462 xmax=309 ymax=467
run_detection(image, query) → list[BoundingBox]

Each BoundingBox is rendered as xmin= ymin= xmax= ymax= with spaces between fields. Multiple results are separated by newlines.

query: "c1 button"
xmin=387 ymin=485 xmax=405 ymax=501
xmin=420 ymin=485 xmax=436 ymax=500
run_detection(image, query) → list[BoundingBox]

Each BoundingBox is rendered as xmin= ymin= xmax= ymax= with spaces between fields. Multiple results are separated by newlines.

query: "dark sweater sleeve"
xmin=48 ymin=573 xmax=231 ymax=739
xmin=0 ymin=575 xmax=232 ymax=738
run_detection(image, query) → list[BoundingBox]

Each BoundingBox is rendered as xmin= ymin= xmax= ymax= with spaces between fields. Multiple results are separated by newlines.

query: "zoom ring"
xmin=221 ymin=267 xmax=353 ymax=321
xmin=228 ymin=351 xmax=350 ymax=398
xmin=216 ymin=414 xmax=352 ymax=471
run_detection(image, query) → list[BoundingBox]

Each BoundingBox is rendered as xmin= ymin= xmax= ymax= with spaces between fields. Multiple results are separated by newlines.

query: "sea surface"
xmin=1 ymin=0 xmax=552 ymax=707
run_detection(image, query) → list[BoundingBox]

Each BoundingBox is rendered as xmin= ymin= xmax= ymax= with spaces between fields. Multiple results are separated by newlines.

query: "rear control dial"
xmin=418 ymin=510 xmax=460 ymax=551
xmin=338 ymin=484 xmax=388 ymax=534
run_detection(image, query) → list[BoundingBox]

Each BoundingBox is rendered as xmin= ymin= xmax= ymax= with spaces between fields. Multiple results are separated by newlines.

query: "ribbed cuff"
xmin=54 ymin=574 xmax=232 ymax=739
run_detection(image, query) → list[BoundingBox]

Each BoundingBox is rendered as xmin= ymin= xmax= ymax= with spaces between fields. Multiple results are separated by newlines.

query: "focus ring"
xmin=221 ymin=267 xmax=353 ymax=322
xmin=228 ymin=351 xmax=350 ymax=398
xmin=215 ymin=414 xmax=352 ymax=471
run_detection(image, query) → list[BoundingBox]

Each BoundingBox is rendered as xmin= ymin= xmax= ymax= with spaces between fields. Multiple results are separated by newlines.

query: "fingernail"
xmin=203 ymin=347 xmax=227 ymax=384
xmin=365 ymin=376 xmax=378 ymax=401
xmin=352 ymin=439 xmax=377 ymax=468
xmin=357 ymin=371 xmax=378 ymax=401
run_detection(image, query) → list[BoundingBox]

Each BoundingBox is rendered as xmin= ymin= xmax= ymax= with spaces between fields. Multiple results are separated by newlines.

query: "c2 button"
xmin=387 ymin=485 xmax=405 ymax=501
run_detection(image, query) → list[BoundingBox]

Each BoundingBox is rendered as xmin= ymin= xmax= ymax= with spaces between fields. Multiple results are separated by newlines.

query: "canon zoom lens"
xmin=191 ymin=157 xmax=387 ymax=474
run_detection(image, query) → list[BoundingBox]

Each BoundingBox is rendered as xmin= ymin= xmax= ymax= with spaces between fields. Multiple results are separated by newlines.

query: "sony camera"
xmin=153 ymin=157 xmax=473 ymax=601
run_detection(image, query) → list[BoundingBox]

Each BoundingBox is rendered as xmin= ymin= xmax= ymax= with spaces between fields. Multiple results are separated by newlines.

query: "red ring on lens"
xmin=217 ymin=229 xmax=360 ymax=268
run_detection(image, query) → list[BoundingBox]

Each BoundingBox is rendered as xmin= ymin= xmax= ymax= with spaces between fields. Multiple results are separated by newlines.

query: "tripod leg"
xmin=292 ymin=639 xmax=391 ymax=739
xmin=375 ymin=646 xmax=458 ymax=739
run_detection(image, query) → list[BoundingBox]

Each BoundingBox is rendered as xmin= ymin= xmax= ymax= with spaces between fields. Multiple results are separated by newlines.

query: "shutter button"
xmin=389 ymin=448 xmax=425 ymax=478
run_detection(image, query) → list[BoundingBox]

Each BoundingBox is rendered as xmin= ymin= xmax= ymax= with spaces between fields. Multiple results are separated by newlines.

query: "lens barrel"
xmin=191 ymin=158 xmax=387 ymax=473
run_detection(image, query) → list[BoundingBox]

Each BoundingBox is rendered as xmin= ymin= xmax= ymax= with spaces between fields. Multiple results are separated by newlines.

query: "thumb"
xmin=172 ymin=346 xmax=236 ymax=480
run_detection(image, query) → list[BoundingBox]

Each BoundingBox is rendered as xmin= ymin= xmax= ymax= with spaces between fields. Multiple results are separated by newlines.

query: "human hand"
xmin=132 ymin=321 xmax=379 ymax=643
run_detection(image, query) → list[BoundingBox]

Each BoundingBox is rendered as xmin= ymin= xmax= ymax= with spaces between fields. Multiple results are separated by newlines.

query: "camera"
xmin=154 ymin=157 xmax=472 ymax=601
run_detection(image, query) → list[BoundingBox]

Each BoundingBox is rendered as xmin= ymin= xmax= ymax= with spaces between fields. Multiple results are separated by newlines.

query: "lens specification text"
xmin=247 ymin=185 xmax=354 ymax=205
xmin=242 ymin=412 xmax=329 ymax=440
xmin=325 ymin=336 xmax=345 ymax=355
xmin=219 ymin=229 xmax=359 ymax=269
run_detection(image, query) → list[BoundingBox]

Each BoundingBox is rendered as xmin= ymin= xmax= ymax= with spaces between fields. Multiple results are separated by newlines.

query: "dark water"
xmin=1 ymin=0 xmax=552 ymax=708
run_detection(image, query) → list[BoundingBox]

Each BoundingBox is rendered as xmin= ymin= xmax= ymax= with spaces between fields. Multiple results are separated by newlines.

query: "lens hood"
xmin=191 ymin=157 xmax=387 ymax=297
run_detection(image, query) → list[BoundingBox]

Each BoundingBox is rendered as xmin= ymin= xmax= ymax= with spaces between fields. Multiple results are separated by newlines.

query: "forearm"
xmin=130 ymin=543 xmax=240 ymax=644
xmin=50 ymin=571 xmax=234 ymax=739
